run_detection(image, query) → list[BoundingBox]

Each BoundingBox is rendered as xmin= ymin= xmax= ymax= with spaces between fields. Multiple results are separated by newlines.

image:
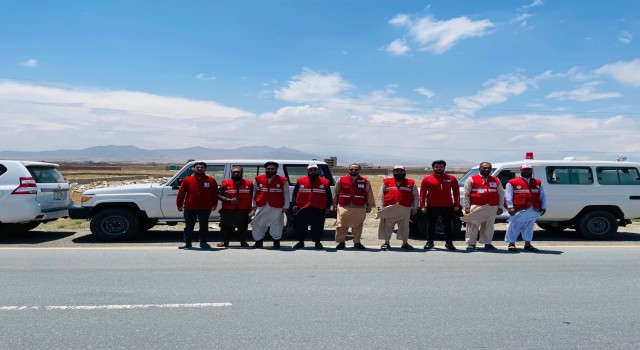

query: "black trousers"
xmin=426 ymin=206 xmax=454 ymax=244
xmin=293 ymin=207 xmax=326 ymax=243
xmin=183 ymin=209 xmax=211 ymax=244
xmin=219 ymin=209 xmax=250 ymax=244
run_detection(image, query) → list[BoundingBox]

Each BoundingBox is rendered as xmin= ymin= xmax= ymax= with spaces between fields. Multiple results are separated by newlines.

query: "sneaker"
xmin=200 ymin=242 xmax=212 ymax=250
xmin=178 ymin=242 xmax=192 ymax=249
xmin=252 ymin=240 xmax=264 ymax=249
xmin=292 ymin=241 xmax=305 ymax=249
xmin=314 ymin=242 xmax=324 ymax=250
xmin=484 ymin=244 xmax=497 ymax=250
xmin=240 ymin=241 xmax=249 ymax=247
xmin=445 ymin=243 xmax=457 ymax=251
xmin=401 ymin=243 xmax=414 ymax=250
xmin=336 ymin=242 xmax=346 ymax=250
xmin=423 ymin=242 xmax=434 ymax=250
xmin=466 ymin=245 xmax=476 ymax=251
xmin=273 ymin=240 xmax=281 ymax=249
xmin=353 ymin=242 xmax=366 ymax=250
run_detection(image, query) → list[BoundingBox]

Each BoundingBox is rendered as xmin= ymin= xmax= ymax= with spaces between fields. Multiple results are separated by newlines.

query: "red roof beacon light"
xmin=525 ymin=152 xmax=534 ymax=160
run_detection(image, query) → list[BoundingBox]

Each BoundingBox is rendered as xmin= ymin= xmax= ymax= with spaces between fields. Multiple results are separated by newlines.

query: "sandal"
xmin=523 ymin=245 xmax=540 ymax=252
xmin=381 ymin=243 xmax=390 ymax=250
xmin=508 ymin=245 xmax=518 ymax=252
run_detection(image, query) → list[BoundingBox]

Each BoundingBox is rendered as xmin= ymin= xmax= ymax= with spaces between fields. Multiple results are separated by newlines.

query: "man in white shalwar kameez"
xmin=251 ymin=161 xmax=290 ymax=249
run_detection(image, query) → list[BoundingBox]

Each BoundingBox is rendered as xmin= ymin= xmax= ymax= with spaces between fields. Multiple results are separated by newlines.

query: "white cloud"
xmin=618 ymin=31 xmax=632 ymax=44
xmin=387 ymin=14 xmax=495 ymax=55
xmin=195 ymin=73 xmax=216 ymax=81
xmin=414 ymin=87 xmax=434 ymax=98
xmin=274 ymin=68 xmax=354 ymax=102
xmin=513 ymin=13 xmax=533 ymax=27
xmin=523 ymin=0 xmax=543 ymax=9
xmin=20 ymin=59 xmax=37 ymax=68
xmin=594 ymin=58 xmax=640 ymax=87
xmin=384 ymin=39 xmax=410 ymax=56
xmin=453 ymin=75 xmax=530 ymax=115
xmin=546 ymin=82 xmax=621 ymax=102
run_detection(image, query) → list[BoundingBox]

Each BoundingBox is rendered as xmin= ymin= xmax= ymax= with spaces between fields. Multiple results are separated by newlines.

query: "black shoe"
xmin=423 ymin=242 xmax=434 ymax=250
xmin=336 ymin=242 xmax=346 ymax=250
xmin=401 ymin=243 xmax=414 ymax=250
xmin=293 ymin=241 xmax=305 ymax=249
xmin=484 ymin=244 xmax=497 ymax=250
xmin=273 ymin=240 xmax=281 ymax=249
xmin=445 ymin=243 xmax=457 ymax=251
xmin=315 ymin=242 xmax=324 ymax=250
xmin=178 ymin=242 xmax=192 ymax=249
xmin=216 ymin=242 xmax=229 ymax=248
xmin=252 ymin=240 xmax=264 ymax=249
xmin=353 ymin=242 xmax=366 ymax=250
xmin=240 ymin=241 xmax=249 ymax=247
xmin=466 ymin=244 xmax=476 ymax=251
xmin=200 ymin=242 xmax=212 ymax=249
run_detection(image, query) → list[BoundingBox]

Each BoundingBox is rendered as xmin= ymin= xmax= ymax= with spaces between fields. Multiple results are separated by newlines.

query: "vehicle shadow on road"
xmin=0 ymin=230 xmax=77 ymax=244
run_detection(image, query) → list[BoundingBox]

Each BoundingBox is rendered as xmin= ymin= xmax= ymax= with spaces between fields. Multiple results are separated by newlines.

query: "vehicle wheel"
xmin=537 ymin=223 xmax=567 ymax=233
xmin=90 ymin=208 xmax=141 ymax=241
xmin=576 ymin=210 xmax=617 ymax=239
xmin=7 ymin=221 xmax=41 ymax=232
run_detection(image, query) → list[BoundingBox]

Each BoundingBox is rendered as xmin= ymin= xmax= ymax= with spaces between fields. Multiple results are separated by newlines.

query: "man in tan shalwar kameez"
xmin=333 ymin=163 xmax=376 ymax=250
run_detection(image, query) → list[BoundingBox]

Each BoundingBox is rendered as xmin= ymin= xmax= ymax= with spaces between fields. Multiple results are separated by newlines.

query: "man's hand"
xmin=325 ymin=208 xmax=330 ymax=215
xmin=411 ymin=208 xmax=418 ymax=215
xmin=420 ymin=207 xmax=427 ymax=214
xmin=507 ymin=208 xmax=515 ymax=216
xmin=177 ymin=207 xmax=183 ymax=212
xmin=464 ymin=208 xmax=470 ymax=215
xmin=454 ymin=206 xmax=460 ymax=211
xmin=366 ymin=207 xmax=372 ymax=214
xmin=497 ymin=208 xmax=504 ymax=215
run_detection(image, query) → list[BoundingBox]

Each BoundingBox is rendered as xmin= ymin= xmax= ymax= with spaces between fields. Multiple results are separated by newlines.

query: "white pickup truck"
xmin=69 ymin=160 xmax=335 ymax=241
xmin=457 ymin=157 xmax=640 ymax=239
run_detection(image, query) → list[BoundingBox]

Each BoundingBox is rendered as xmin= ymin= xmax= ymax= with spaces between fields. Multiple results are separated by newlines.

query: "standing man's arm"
xmin=452 ymin=175 xmax=460 ymax=210
xmin=324 ymin=184 xmax=333 ymax=214
xmin=251 ymin=179 xmax=258 ymax=209
xmin=376 ymin=184 xmax=385 ymax=210
xmin=210 ymin=178 xmax=219 ymax=211
xmin=364 ymin=181 xmax=375 ymax=213
xmin=496 ymin=181 xmax=505 ymax=215
xmin=539 ymin=184 xmax=547 ymax=216
xmin=282 ymin=180 xmax=291 ymax=211
xmin=291 ymin=182 xmax=300 ymax=211
xmin=419 ymin=177 xmax=428 ymax=213
xmin=505 ymin=182 xmax=515 ymax=215
xmin=411 ymin=185 xmax=419 ymax=215
xmin=176 ymin=178 xmax=188 ymax=211
xmin=463 ymin=177 xmax=473 ymax=214
xmin=332 ymin=181 xmax=341 ymax=208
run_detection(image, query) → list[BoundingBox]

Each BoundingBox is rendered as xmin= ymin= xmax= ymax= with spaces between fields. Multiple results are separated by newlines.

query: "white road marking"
xmin=0 ymin=302 xmax=232 ymax=311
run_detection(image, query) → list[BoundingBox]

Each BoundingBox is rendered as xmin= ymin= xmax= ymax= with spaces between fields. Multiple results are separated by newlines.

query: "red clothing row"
xmin=220 ymin=179 xmax=253 ymax=210
xmin=420 ymin=173 xmax=460 ymax=208
xmin=509 ymin=177 xmax=542 ymax=211
xmin=176 ymin=174 xmax=219 ymax=210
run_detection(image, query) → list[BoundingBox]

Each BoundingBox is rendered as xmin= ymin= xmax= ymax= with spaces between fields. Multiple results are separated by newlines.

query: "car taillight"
xmin=12 ymin=177 xmax=37 ymax=194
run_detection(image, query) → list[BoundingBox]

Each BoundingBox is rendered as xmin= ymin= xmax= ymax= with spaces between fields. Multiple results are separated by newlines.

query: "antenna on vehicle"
xmin=616 ymin=155 xmax=627 ymax=161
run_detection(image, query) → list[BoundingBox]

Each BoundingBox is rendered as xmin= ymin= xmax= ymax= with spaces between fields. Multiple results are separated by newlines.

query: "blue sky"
xmin=1 ymin=0 xmax=639 ymax=164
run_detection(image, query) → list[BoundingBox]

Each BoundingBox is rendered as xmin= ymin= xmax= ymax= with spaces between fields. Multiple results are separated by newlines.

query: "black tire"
xmin=537 ymin=223 xmax=567 ymax=233
xmin=576 ymin=210 xmax=617 ymax=240
xmin=7 ymin=221 xmax=41 ymax=233
xmin=90 ymin=208 xmax=141 ymax=241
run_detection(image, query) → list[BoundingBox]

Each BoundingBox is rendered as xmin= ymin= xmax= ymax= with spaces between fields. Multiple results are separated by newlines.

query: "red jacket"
xmin=176 ymin=174 xmax=219 ymax=210
xmin=469 ymin=174 xmax=500 ymax=206
xmin=382 ymin=178 xmax=415 ymax=207
xmin=220 ymin=179 xmax=253 ymax=210
xmin=420 ymin=173 xmax=460 ymax=208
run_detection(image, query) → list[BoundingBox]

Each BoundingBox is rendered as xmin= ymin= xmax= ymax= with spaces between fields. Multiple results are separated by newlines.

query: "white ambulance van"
xmin=457 ymin=156 xmax=640 ymax=239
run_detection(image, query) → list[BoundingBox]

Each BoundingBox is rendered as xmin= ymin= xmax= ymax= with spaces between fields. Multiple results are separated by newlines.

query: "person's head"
xmin=479 ymin=162 xmax=492 ymax=177
xmin=432 ymin=160 xmax=446 ymax=174
xmin=264 ymin=161 xmax=279 ymax=178
xmin=348 ymin=163 xmax=361 ymax=177
xmin=393 ymin=165 xmax=406 ymax=181
xmin=307 ymin=163 xmax=319 ymax=177
xmin=520 ymin=164 xmax=533 ymax=179
xmin=193 ymin=162 xmax=207 ymax=174
xmin=231 ymin=166 xmax=243 ymax=181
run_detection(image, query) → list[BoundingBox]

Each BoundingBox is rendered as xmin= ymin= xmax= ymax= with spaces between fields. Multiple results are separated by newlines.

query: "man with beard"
xmin=461 ymin=162 xmax=504 ymax=251
xmin=420 ymin=159 xmax=460 ymax=250
xmin=292 ymin=163 xmax=333 ymax=250
xmin=251 ymin=161 xmax=290 ymax=249
xmin=333 ymin=163 xmax=376 ymax=250
xmin=505 ymin=164 xmax=547 ymax=252
xmin=217 ymin=166 xmax=254 ymax=248
xmin=176 ymin=162 xmax=219 ymax=250
xmin=376 ymin=165 xmax=419 ymax=250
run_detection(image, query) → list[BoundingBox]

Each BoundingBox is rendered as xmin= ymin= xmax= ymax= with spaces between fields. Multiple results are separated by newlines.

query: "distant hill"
xmin=0 ymin=145 xmax=322 ymax=163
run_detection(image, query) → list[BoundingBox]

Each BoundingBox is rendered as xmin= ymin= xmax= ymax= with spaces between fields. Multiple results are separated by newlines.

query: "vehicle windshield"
xmin=27 ymin=166 xmax=66 ymax=183
xmin=458 ymin=168 xmax=498 ymax=187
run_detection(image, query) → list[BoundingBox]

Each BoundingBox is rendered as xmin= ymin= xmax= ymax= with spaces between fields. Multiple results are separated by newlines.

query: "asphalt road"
xmin=0 ymin=246 xmax=639 ymax=350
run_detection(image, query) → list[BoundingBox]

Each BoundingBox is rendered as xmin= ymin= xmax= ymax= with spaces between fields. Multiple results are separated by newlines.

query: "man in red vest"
xmin=505 ymin=164 xmax=547 ymax=252
xmin=217 ymin=166 xmax=254 ymax=248
xmin=461 ymin=162 xmax=504 ymax=251
xmin=333 ymin=163 xmax=375 ymax=250
xmin=376 ymin=165 xmax=419 ymax=250
xmin=420 ymin=159 xmax=460 ymax=250
xmin=292 ymin=163 xmax=333 ymax=249
xmin=176 ymin=162 xmax=219 ymax=249
xmin=251 ymin=161 xmax=290 ymax=249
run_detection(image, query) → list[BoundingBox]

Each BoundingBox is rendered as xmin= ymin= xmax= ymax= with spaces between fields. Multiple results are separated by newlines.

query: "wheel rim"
xmin=101 ymin=215 xmax=129 ymax=236
xmin=588 ymin=217 xmax=611 ymax=235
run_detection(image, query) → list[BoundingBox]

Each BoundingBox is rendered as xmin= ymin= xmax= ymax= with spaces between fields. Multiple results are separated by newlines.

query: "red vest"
xmin=295 ymin=176 xmax=330 ymax=209
xmin=254 ymin=174 xmax=286 ymax=208
xmin=337 ymin=175 xmax=368 ymax=207
xmin=220 ymin=179 xmax=253 ymax=210
xmin=469 ymin=174 xmax=500 ymax=206
xmin=509 ymin=177 xmax=542 ymax=211
xmin=382 ymin=178 xmax=415 ymax=207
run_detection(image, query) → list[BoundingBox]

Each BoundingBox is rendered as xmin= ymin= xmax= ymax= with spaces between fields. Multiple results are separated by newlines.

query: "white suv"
xmin=0 ymin=160 xmax=71 ymax=232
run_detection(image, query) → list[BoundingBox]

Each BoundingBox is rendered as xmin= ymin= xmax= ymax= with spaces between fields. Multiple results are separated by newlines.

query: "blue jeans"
xmin=183 ymin=209 xmax=212 ymax=244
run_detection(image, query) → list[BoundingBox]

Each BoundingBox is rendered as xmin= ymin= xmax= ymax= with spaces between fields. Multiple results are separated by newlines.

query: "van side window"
xmin=597 ymin=167 xmax=640 ymax=185
xmin=496 ymin=169 xmax=516 ymax=188
xmin=173 ymin=164 xmax=225 ymax=186
xmin=546 ymin=166 xmax=593 ymax=185
xmin=0 ymin=164 xmax=7 ymax=177
xmin=283 ymin=164 xmax=334 ymax=186
xmin=233 ymin=165 xmax=261 ymax=178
